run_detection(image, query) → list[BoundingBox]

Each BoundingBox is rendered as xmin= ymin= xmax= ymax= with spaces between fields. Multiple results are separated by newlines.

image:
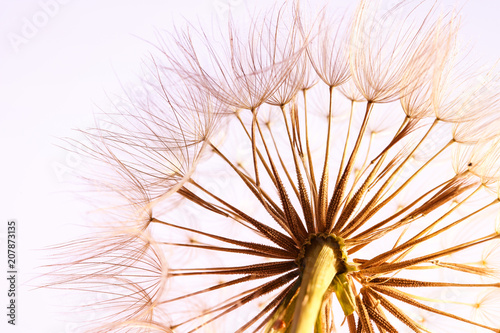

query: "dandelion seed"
xmin=46 ymin=0 xmax=500 ymax=332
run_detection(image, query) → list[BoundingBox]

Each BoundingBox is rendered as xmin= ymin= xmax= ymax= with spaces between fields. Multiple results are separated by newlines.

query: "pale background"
xmin=0 ymin=0 xmax=499 ymax=332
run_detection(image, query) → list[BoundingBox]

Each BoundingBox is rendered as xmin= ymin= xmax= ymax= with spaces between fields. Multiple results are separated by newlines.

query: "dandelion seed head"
xmin=47 ymin=0 xmax=500 ymax=332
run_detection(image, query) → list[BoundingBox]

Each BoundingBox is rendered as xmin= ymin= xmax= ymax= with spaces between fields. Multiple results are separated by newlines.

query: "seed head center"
xmin=296 ymin=233 xmax=350 ymax=275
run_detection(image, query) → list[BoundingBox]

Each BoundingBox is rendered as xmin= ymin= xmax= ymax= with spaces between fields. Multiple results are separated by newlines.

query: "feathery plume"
xmin=47 ymin=0 xmax=500 ymax=332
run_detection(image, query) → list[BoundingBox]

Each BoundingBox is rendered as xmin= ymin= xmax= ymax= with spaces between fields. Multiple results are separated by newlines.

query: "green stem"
xmin=291 ymin=239 xmax=338 ymax=333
